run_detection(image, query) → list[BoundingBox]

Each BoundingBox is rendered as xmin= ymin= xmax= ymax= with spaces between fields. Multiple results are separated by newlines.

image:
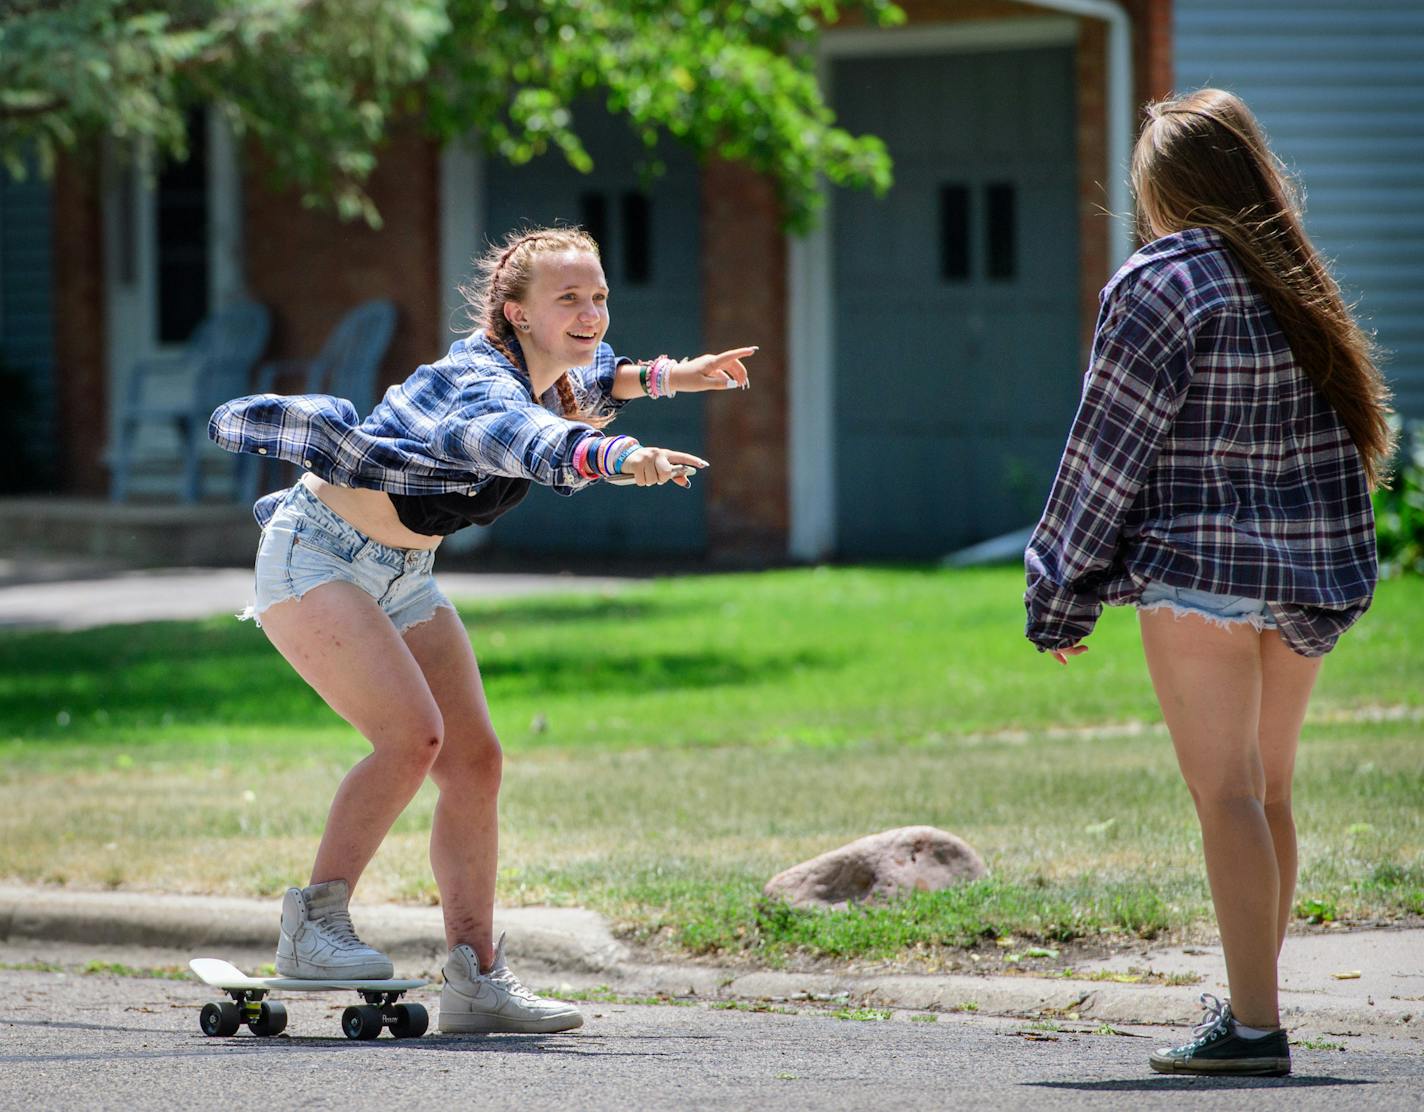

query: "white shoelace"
xmin=1191 ymin=993 xmax=1231 ymax=1042
xmin=318 ymin=909 xmax=365 ymax=949
xmin=488 ymin=965 xmax=541 ymax=1004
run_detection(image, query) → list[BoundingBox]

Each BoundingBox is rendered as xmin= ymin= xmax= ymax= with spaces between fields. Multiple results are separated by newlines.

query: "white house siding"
xmin=1175 ymin=0 xmax=1424 ymax=420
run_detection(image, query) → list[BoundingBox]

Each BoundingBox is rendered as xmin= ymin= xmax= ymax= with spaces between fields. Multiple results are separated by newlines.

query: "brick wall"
xmin=243 ymin=124 xmax=442 ymax=395
xmin=51 ymin=148 xmax=107 ymax=496
xmin=700 ymin=159 xmax=790 ymax=562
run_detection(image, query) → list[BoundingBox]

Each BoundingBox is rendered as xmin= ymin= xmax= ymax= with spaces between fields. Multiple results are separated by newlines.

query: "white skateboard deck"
xmin=189 ymin=957 xmax=425 ymax=993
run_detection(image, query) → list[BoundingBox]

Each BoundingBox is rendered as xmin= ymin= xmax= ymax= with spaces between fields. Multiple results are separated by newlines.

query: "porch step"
xmin=0 ymin=498 xmax=257 ymax=568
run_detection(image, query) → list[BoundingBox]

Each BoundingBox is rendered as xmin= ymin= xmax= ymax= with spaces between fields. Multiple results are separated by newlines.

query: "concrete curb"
xmin=0 ymin=885 xmax=629 ymax=975
xmin=1 ymin=885 xmax=1416 ymax=1037
xmin=595 ymin=964 xmax=1417 ymax=1036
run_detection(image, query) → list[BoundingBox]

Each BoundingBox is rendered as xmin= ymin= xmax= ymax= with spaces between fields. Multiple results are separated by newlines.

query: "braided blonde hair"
xmin=461 ymin=226 xmax=615 ymax=428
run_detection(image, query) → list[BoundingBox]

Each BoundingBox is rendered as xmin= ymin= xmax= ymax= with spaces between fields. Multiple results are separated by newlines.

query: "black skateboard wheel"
xmin=390 ymin=1003 xmax=428 ymax=1039
xmin=200 ymin=1000 xmax=242 ymax=1037
xmin=342 ymin=1004 xmax=383 ymax=1040
xmin=247 ymin=1000 xmax=288 ymax=1037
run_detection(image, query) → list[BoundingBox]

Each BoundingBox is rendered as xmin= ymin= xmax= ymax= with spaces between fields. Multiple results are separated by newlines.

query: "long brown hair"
xmin=1131 ymin=88 xmax=1393 ymax=488
xmin=461 ymin=226 xmax=614 ymax=428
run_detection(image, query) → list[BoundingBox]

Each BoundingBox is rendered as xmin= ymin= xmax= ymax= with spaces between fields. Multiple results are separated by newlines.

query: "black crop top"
xmin=389 ymin=476 xmax=531 ymax=537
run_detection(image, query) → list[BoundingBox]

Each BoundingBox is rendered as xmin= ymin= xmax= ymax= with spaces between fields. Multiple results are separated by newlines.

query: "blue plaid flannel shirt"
xmin=1025 ymin=227 xmax=1378 ymax=658
xmin=209 ymin=331 xmax=630 ymax=527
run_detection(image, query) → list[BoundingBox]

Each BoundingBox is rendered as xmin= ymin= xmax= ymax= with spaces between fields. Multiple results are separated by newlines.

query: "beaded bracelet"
xmin=643 ymin=355 xmax=676 ymax=399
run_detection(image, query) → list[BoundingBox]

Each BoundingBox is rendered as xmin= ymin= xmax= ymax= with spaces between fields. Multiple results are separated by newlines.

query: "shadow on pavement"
xmin=1026 ymin=1075 xmax=1373 ymax=1091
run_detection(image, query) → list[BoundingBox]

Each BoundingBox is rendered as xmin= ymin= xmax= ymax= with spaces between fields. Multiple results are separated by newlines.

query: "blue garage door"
xmin=831 ymin=48 xmax=1081 ymax=558
xmin=1176 ymin=0 xmax=1424 ymax=419
xmin=483 ymin=108 xmax=704 ymax=555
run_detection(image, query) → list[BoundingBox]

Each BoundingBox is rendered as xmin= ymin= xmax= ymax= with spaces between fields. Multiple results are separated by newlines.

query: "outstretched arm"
xmin=610 ymin=347 xmax=757 ymax=399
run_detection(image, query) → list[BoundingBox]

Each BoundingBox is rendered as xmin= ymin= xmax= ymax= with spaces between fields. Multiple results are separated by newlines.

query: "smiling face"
xmin=503 ymin=249 xmax=610 ymax=368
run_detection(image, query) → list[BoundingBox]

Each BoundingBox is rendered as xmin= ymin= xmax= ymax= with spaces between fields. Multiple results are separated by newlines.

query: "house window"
xmin=939 ymin=184 xmax=970 ymax=282
xmin=155 ymin=114 xmax=210 ymax=342
xmin=579 ymin=192 xmax=610 ymax=255
xmin=985 ymin=182 xmax=1017 ymax=281
xmin=621 ymin=191 xmax=652 ymax=284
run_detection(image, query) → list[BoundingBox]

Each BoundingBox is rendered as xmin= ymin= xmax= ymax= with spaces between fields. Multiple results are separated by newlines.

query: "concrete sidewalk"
xmin=0 ymin=562 xmax=635 ymax=631
xmin=2 ymin=884 xmax=1418 ymax=1039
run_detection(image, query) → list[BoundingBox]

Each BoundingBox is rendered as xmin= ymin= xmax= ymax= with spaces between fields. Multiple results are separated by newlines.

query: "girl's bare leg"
xmin=1139 ymin=609 xmax=1280 ymax=1029
xmin=401 ymin=605 xmax=503 ymax=969
xmin=258 ymin=582 xmax=446 ymax=889
xmin=1258 ymin=630 xmax=1322 ymax=954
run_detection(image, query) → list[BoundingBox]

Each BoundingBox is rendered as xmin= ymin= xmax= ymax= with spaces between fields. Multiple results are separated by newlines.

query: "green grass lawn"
xmin=1 ymin=567 xmax=1420 ymax=963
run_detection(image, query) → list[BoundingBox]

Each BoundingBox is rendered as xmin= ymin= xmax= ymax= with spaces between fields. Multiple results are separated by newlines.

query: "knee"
xmin=431 ymin=729 xmax=502 ymax=793
xmin=385 ymin=718 xmax=445 ymax=779
xmin=1263 ymin=786 xmax=1293 ymax=820
xmin=1183 ymin=774 xmax=1264 ymax=811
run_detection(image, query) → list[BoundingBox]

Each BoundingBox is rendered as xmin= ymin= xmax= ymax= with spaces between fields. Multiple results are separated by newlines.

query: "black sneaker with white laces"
xmin=1149 ymin=994 xmax=1291 ymax=1077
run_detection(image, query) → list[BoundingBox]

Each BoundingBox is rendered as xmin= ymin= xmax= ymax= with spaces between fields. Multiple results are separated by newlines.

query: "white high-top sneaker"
xmin=275 ymin=879 xmax=394 ymax=980
xmin=438 ymin=933 xmax=583 ymax=1034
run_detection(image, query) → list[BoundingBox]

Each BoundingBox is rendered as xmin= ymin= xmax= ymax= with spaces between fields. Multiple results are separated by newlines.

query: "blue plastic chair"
xmin=110 ymin=301 xmax=271 ymax=503
xmin=237 ymin=300 xmax=398 ymax=504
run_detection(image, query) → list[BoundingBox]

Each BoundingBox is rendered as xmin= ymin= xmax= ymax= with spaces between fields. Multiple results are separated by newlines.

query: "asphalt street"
xmin=3 ymin=566 xmax=1421 ymax=1107
xmin=4 ymin=962 xmax=1421 ymax=1112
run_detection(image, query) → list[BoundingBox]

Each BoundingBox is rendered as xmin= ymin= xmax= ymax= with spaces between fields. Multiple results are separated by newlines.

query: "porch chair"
xmin=110 ymin=300 xmax=271 ymax=503
xmin=236 ymin=299 xmax=398 ymax=504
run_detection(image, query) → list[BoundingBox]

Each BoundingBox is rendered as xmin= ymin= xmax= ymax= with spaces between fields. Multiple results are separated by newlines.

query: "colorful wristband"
xmin=645 ymin=355 xmax=671 ymax=399
xmin=611 ymin=444 xmax=639 ymax=475
xmin=573 ymin=436 xmax=596 ymax=479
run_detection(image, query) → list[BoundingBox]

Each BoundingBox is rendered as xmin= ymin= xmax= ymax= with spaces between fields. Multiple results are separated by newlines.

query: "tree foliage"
xmin=0 ymin=0 xmax=903 ymax=230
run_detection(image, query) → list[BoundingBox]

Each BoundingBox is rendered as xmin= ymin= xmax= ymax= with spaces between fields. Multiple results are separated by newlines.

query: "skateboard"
xmin=189 ymin=958 xmax=428 ymax=1040
xmin=603 ymin=464 xmax=697 ymax=486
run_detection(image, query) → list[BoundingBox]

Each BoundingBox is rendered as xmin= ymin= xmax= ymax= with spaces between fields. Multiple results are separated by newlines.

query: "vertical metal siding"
xmin=1175 ymin=0 xmax=1424 ymax=420
xmin=1 ymin=170 xmax=57 ymax=489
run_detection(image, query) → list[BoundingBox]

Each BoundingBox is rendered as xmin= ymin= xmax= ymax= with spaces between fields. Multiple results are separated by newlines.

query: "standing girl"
xmin=1024 ymin=90 xmax=1392 ymax=1076
xmin=210 ymin=226 xmax=755 ymax=1033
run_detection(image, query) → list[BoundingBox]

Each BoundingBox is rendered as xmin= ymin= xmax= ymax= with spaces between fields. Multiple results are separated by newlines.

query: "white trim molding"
xmin=207 ymin=111 xmax=245 ymax=308
xmin=821 ymin=15 xmax=1076 ymax=57
xmin=102 ymin=108 xmax=246 ymax=464
xmin=102 ymin=137 xmax=159 ymax=454
xmin=436 ymin=134 xmax=492 ymax=553
xmin=439 ymin=135 xmax=483 ymax=346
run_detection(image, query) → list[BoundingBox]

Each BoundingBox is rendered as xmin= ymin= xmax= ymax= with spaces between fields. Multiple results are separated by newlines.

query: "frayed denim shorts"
xmin=243 ymin=481 xmax=453 ymax=633
xmin=1136 ymin=579 xmax=1279 ymax=633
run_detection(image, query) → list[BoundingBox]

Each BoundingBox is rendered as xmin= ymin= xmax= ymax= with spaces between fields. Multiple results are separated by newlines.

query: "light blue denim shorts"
xmin=1136 ymin=579 xmax=1279 ymax=633
xmin=243 ymin=481 xmax=453 ymax=632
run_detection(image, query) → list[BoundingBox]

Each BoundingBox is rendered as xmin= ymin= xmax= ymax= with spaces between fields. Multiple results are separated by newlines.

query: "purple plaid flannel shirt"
xmin=1025 ymin=227 xmax=1377 ymax=658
